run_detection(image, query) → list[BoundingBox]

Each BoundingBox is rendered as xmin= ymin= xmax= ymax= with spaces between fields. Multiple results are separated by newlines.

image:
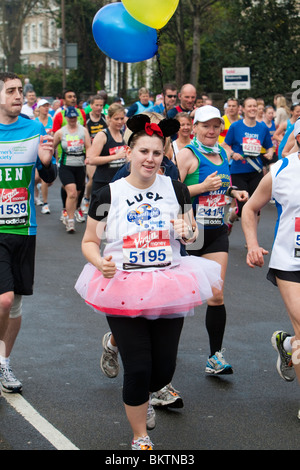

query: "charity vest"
xmin=184 ymin=144 xmax=231 ymax=228
xmin=269 ymin=153 xmax=300 ymax=271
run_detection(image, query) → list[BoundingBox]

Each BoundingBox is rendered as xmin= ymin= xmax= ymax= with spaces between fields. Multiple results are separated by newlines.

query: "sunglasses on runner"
xmin=166 ymin=95 xmax=177 ymax=98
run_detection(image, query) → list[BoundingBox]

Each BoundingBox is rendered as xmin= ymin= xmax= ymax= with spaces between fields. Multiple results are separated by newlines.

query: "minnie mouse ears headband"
xmin=126 ymin=114 xmax=180 ymax=145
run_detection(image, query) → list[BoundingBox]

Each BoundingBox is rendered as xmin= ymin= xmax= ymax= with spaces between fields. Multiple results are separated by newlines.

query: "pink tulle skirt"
xmin=75 ymin=256 xmax=222 ymax=319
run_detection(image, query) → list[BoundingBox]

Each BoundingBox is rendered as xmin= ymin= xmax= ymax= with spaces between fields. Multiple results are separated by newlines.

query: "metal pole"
xmin=62 ymin=0 xmax=66 ymax=90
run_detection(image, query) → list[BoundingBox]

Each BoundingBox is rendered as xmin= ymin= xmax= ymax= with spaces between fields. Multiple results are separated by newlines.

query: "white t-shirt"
xmin=21 ymin=103 xmax=35 ymax=119
xmin=103 ymin=175 xmax=183 ymax=271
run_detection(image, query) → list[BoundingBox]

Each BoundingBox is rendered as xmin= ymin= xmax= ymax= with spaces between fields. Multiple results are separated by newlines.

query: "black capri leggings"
xmin=106 ymin=316 xmax=184 ymax=406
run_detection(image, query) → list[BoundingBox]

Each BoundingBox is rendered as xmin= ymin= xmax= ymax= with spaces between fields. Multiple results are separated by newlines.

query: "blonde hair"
xmin=107 ymin=103 xmax=125 ymax=118
xmin=139 ymin=87 xmax=149 ymax=96
xmin=276 ymin=96 xmax=290 ymax=115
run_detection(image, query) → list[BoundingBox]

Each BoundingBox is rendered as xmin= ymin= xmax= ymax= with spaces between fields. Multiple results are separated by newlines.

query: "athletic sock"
xmin=108 ymin=337 xmax=118 ymax=353
xmin=283 ymin=336 xmax=293 ymax=354
xmin=0 ymin=355 xmax=10 ymax=367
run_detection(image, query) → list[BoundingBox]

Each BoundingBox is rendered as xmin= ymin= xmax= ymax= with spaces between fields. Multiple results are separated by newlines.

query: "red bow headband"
xmin=145 ymin=122 xmax=164 ymax=138
xmin=126 ymin=114 xmax=180 ymax=146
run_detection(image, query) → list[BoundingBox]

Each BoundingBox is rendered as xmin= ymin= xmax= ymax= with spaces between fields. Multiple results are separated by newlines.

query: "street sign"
xmin=59 ymin=43 xmax=78 ymax=70
xmin=222 ymin=67 xmax=251 ymax=91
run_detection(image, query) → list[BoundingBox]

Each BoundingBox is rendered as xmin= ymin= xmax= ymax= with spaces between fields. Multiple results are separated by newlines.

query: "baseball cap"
xmin=194 ymin=105 xmax=224 ymax=125
xmin=37 ymin=99 xmax=49 ymax=109
xmin=294 ymin=117 xmax=300 ymax=137
xmin=65 ymin=106 xmax=78 ymax=118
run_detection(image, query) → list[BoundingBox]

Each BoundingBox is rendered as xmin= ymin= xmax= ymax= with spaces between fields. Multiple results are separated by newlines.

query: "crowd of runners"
xmin=0 ymin=73 xmax=300 ymax=450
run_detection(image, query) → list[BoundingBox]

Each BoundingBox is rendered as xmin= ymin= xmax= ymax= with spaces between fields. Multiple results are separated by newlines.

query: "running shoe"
xmin=151 ymin=383 xmax=184 ymax=408
xmin=100 ymin=332 xmax=119 ymax=378
xmin=0 ymin=364 xmax=22 ymax=393
xmin=41 ymin=204 xmax=50 ymax=214
xmin=131 ymin=435 xmax=153 ymax=450
xmin=60 ymin=209 xmax=68 ymax=225
xmin=205 ymin=349 xmax=233 ymax=375
xmin=66 ymin=219 xmax=75 ymax=233
xmin=75 ymin=209 xmax=85 ymax=223
xmin=147 ymin=398 xmax=156 ymax=430
xmin=81 ymin=198 xmax=90 ymax=215
xmin=35 ymin=183 xmax=43 ymax=206
xmin=271 ymin=331 xmax=295 ymax=382
xmin=225 ymin=208 xmax=238 ymax=235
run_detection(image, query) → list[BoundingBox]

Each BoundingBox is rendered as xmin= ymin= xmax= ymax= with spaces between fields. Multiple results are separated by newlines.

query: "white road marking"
xmin=3 ymin=393 xmax=79 ymax=450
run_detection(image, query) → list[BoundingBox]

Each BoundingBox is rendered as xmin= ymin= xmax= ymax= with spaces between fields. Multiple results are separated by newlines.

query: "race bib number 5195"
xmin=122 ymin=230 xmax=172 ymax=270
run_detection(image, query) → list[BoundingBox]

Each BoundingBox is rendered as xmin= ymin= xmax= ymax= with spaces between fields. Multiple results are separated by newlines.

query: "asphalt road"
xmin=0 ymin=179 xmax=299 ymax=452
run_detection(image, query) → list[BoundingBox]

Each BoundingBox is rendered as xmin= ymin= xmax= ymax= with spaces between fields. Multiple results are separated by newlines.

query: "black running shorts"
xmin=267 ymin=268 xmax=300 ymax=287
xmin=59 ymin=165 xmax=86 ymax=191
xmin=0 ymin=233 xmax=36 ymax=295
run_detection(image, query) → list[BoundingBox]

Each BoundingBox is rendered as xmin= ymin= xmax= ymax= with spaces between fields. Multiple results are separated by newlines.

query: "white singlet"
xmin=270 ymin=152 xmax=300 ymax=271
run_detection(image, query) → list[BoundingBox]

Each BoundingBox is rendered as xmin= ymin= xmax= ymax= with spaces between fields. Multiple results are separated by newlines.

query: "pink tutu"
xmin=75 ymin=256 xmax=222 ymax=319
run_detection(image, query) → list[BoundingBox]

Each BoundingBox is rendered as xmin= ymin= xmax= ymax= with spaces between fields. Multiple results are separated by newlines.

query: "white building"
xmin=20 ymin=2 xmax=61 ymax=68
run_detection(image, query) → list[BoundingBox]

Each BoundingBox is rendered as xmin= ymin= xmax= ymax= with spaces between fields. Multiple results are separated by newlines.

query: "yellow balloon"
xmin=122 ymin=0 xmax=179 ymax=30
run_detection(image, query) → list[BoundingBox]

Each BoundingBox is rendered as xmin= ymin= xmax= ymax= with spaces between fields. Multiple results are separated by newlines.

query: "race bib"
xmin=0 ymin=188 xmax=28 ymax=226
xmin=122 ymin=229 xmax=172 ymax=270
xmin=109 ymin=146 xmax=127 ymax=168
xmin=196 ymin=194 xmax=227 ymax=227
xmin=242 ymin=137 xmax=262 ymax=157
xmin=66 ymin=136 xmax=85 ymax=155
xmin=294 ymin=217 xmax=300 ymax=257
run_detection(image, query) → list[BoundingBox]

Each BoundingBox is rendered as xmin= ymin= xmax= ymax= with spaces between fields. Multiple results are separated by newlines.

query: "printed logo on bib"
xmin=0 ymin=188 xmax=28 ymax=226
xmin=66 ymin=135 xmax=85 ymax=155
xmin=242 ymin=137 xmax=262 ymax=157
xmin=122 ymin=229 xmax=172 ymax=270
xmin=196 ymin=194 xmax=226 ymax=227
xmin=294 ymin=217 xmax=300 ymax=257
xmin=109 ymin=146 xmax=127 ymax=168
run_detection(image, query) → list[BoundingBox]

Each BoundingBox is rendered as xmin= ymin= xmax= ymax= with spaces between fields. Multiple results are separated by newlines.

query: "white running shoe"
xmin=147 ymin=398 xmax=156 ymax=430
xmin=75 ymin=209 xmax=85 ymax=223
xmin=100 ymin=332 xmax=119 ymax=378
xmin=66 ymin=219 xmax=75 ymax=233
xmin=151 ymin=383 xmax=183 ymax=408
xmin=41 ymin=204 xmax=50 ymax=214
xmin=131 ymin=435 xmax=153 ymax=450
xmin=0 ymin=364 xmax=22 ymax=393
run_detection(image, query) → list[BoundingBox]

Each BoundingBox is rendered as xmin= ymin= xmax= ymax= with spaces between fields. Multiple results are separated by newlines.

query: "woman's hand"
xmin=98 ymin=255 xmax=117 ymax=278
xmin=170 ymin=219 xmax=196 ymax=243
xmin=232 ymin=189 xmax=249 ymax=202
xmin=202 ymin=171 xmax=223 ymax=192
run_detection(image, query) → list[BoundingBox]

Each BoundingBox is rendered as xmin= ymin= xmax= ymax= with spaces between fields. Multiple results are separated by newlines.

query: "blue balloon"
xmin=92 ymin=3 xmax=158 ymax=63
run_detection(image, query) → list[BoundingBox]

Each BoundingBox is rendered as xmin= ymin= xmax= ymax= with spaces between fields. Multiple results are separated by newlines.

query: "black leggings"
xmin=231 ymin=171 xmax=263 ymax=217
xmin=107 ymin=316 xmax=184 ymax=406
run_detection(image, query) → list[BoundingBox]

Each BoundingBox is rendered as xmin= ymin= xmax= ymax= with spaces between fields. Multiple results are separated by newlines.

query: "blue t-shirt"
xmin=225 ymin=120 xmax=273 ymax=174
xmin=278 ymin=119 xmax=293 ymax=159
xmin=35 ymin=115 xmax=53 ymax=133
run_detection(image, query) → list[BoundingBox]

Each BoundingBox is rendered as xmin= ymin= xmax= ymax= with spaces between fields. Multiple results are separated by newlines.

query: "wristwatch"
xmin=227 ymin=186 xmax=238 ymax=198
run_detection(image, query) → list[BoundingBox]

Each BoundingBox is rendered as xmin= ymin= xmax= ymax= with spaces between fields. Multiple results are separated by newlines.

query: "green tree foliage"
xmin=197 ymin=0 xmax=300 ymax=101
xmin=156 ymin=0 xmax=300 ymax=101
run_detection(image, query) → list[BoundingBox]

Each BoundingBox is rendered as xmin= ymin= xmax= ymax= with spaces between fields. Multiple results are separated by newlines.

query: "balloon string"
xmin=155 ymin=29 xmax=184 ymax=184
xmin=155 ymin=29 xmax=167 ymax=117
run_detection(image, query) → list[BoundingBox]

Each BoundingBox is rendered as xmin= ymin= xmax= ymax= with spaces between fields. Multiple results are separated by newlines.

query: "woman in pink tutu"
xmin=75 ymin=114 xmax=222 ymax=450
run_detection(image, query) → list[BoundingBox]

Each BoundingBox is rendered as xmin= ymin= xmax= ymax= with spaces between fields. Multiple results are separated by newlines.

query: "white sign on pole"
xmin=222 ymin=67 xmax=251 ymax=91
